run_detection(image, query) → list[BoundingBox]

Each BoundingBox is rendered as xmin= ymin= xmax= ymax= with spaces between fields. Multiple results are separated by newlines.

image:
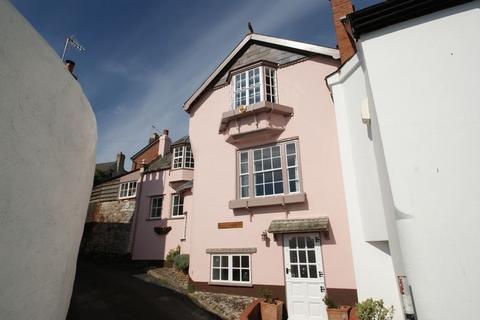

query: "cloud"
xmin=95 ymin=0 xmax=329 ymax=167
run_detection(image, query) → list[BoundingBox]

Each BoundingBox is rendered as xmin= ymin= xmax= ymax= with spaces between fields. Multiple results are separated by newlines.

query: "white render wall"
xmin=328 ymin=55 xmax=404 ymax=320
xmin=331 ymin=2 xmax=480 ymax=320
xmin=0 ymin=1 xmax=96 ymax=319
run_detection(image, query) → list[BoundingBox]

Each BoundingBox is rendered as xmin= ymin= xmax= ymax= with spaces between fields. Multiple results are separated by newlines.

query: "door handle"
xmin=285 ymin=268 xmax=289 ymax=274
xmin=318 ymin=271 xmax=323 ymax=277
xmin=320 ymin=286 xmax=325 ymax=292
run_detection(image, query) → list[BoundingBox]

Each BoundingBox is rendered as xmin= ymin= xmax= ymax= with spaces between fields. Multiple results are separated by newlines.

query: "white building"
xmin=327 ymin=1 xmax=480 ymax=320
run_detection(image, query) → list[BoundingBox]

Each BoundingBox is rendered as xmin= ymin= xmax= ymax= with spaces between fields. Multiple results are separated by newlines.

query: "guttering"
xmin=348 ymin=0 xmax=475 ymax=39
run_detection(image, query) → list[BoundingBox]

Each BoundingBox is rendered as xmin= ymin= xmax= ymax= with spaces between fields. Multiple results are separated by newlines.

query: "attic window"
xmin=172 ymin=145 xmax=194 ymax=169
xmin=232 ymin=66 xmax=277 ymax=108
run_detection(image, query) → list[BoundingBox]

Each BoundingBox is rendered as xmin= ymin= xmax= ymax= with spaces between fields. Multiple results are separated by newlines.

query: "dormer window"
xmin=172 ymin=145 xmax=194 ymax=169
xmin=233 ymin=66 xmax=277 ymax=108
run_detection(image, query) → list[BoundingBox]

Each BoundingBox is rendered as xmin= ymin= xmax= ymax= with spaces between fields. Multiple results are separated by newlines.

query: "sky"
xmin=11 ymin=0 xmax=381 ymax=168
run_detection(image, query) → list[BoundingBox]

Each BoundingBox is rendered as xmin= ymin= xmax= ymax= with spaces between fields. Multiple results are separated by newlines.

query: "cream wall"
xmin=0 ymin=1 xmax=96 ymax=319
xmin=188 ymin=57 xmax=356 ymax=291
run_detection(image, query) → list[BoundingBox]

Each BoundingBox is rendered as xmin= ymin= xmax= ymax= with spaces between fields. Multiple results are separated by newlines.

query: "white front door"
xmin=284 ymin=233 xmax=327 ymax=320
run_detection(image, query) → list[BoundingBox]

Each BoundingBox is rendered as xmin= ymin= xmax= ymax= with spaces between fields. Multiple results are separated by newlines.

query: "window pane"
xmin=255 ymin=173 xmax=263 ymax=184
xmin=262 ymin=148 xmax=270 ymax=159
xmin=240 ymin=152 xmax=248 ymax=162
xmin=288 ymin=168 xmax=297 ymax=180
xmin=254 ymin=150 xmax=261 ymax=160
xmin=298 ymin=237 xmax=306 ymax=248
xmin=274 ymin=182 xmax=283 ymax=194
xmin=240 ymin=162 xmax=247 ymax=173
xmin=308 ymin=250 xmax=316 ymax=263
xmin=286 ymin=143 xmax=296 ymax=155
xmin=233 ymin=256 xmax=240 ymax=267
xmin=290 ymin=251 xmax=297 ymax=263
xmin=241 ymin=186 xmax=249 ymax=198
xmin=306 ymin=237 xmax=315 ymax=248
xmin=241 ymin=256 xmax=249 ymax=268
xmin=263 ymin=159 xmax=271 ymax=170
xmin=254 ymin=160 xmax=262 ymax=171
xmin=309 ymin=265 xmax=318 ymax=278
xmin=300 ymin=265 xmax=308 ymax=278
xmin=287 ymin=155 xmax=296 ymax=167
xmin=289 ymin=237 xmax=297 ymax=248
xmin=272 ymin=157 xmax=281 ymax=169
xmin=242 ymin=270 xmax=250 ymax=282
xmin=213 ymin=256 xmax=220 ymax=267
xmin=264 ymin=171 xmax=272 ymax=183
xmin=272 ymin=146 xmax=280 ymax=157
xmin=299 ymin=251 xmax=306 ymax=263
xmin=221 ymin=256 xmax=228 ymax=267
xmin=233 ymin=269 xmax=240 ymax=281
xmin=291 ymin=265 xmax=298 ymax=278
xmin=289 ymin=180 xmax=298 ymax=193
xmin=264 ymin=183 xmax=273 ymax=195
xmin=221 ymin=269 xmax=229 ymax=280
xmin=241 ymin=175 xmax=248 ymax=185
xmin=212 ymin=268 xmax=220 ymax=280
xmin=273 ymin=170 xmax=282 ymax=182
xmin=256 ymin=185 xmax=264 ymax=196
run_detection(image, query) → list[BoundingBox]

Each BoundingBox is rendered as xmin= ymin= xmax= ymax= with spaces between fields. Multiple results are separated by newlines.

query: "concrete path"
xmin=67 ymin=260 xmax=220 ymax=320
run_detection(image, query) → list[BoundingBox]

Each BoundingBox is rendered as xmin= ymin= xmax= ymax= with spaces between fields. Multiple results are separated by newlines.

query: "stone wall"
xmin=80 ymin=199 xmax=136 ymax=257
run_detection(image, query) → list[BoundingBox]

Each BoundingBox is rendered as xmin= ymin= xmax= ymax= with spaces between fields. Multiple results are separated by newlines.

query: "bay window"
xmin=232 ymin=66 xmax=277 ymax=108
xmin=172 ymin=145 xmax=194 ymax=169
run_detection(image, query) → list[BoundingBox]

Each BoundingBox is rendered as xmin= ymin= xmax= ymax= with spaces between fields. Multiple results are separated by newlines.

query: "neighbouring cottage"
xmin=183 ymin=32 xmax=358 ymax=319
xmin=326 ymin=1 xmax=480 ymax=320
xmin=130 ymin=135 xmax=194 ymax=261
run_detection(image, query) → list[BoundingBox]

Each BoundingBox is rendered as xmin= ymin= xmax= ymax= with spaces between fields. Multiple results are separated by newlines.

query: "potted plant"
xmin=259 ymin=288 xmax=283 ymax=320
xmin=356 ymin=298 xmax=394 ymax=320
xmin=323 ymin=296 xmax=350 ymax=320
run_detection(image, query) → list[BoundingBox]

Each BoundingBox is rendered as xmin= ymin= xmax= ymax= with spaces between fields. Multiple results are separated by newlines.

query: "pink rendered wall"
xmin=131 ymin=169 xmax=192 ymax=260
xmin=188 ymin=56 xmax=356 ymax=290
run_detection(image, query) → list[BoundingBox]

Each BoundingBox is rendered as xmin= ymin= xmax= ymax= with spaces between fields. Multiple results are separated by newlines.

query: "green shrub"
xmin=323 ymin=296 xmax=338 ymax=309
xmin=166 ymin=245 xmax=180 ymax=263
xmin=174 ymin=254 xmax=189 ymax=272
xmin=357 ymin=298 xmax=394 ymax=320
xmin=258 ymin=288 xmax=275 ymax=304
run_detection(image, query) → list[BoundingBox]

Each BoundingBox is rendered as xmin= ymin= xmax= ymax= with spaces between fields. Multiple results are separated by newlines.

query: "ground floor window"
xmin=210 ymin=254 xmax=251 ymax=284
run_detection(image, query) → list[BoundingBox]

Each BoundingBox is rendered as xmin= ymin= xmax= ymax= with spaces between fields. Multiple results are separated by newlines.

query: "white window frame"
xmin=239 ymin=151 xmax=249 ymax=199
xmin=253 ymin=144 xmax=284 ymax=197
xmin=118 ymin=181 xmax=137 ymax=199
xmin=237 ymin=140 xmax=301 ymax=199
xmin=171 ymin=193 xmax=184 ymax=217
xmin=210 ymin=254 xmax=251 ymax=285
xmin=149 ymin=196 xmax=163 ymax=219
xmin=172 ymin=145 xmax=194 ymax=169
xmin=232 ymin=66 xmax=278 ymax=109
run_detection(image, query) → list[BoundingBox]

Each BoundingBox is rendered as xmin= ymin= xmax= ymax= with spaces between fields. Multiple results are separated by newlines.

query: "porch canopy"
xmin=267 ymin=217 xmax=329 ymax=234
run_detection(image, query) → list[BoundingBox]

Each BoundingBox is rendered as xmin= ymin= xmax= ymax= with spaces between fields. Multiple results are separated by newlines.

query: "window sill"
xmin=145 ymin=217 xmax=163 ymax=221
xmin=168 ymin=216 xmax=185 ymax=220
xmin=171 ymin=167 xmax=194 ymax=171
xmin=208 ymin=281 xmax=253 ymax=288
xmin=118 ymin=196 xmax=136 ymax=200
xmin=229 ymin=192 xmax=306 ymax=209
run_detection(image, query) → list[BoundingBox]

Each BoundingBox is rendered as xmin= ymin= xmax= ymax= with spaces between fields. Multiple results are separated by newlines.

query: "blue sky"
xmin=11 ymin=0 xmax=381 ymax=168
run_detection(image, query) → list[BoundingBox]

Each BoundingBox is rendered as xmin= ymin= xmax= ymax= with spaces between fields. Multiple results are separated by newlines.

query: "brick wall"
xmin=331 ymin=0 xmax=356 ymax=63
xmin=131 ymin=140 xmax=159 ymax=170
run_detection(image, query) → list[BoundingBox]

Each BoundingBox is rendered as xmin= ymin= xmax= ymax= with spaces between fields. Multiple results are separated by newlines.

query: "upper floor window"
xmin=171 ymin=194 xmax=184 ymax=217
xmin=172 ymin=145 xmax=194 ymax=169
xmin=118 ymin=181 xmax=137 ymax=199
xmin=233 ymin=66 xmax=277 ymax=108
xmin=150 ymin=196 xmax=163 ymax=219
xmin=238 ymin=140 xmax=300 ymax=199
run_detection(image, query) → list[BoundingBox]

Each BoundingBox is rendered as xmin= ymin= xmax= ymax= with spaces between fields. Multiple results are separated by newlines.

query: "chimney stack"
xmin=116 ymin=152 xmax=125 ymax=173
xmin=331 ymin=0 xmax=356 ymax=63
xmin=148 ymin=132 xmax=160 ymax=144
xmin=158 ymin=128 xmax=171 ymax=157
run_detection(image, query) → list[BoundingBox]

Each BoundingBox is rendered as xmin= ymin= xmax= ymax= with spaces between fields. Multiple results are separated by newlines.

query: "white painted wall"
xmin=328 ymin=55 xmax=404 ymax=320
xmin=0 ymin=1 xmax=97 ymax=319
xmin=330 ymin=2 xmax=480 ymax=320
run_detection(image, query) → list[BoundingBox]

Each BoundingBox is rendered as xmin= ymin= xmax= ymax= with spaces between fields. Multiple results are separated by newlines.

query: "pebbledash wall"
xmin=186 ymin=39 xmax=357 ymax=305
xmin=328 ymin=1 xmax=480 ymax=320
xmin=80 ymin=170 xmax=140 ymax=257
xmin=130 ymin=166 xmax=193 ymax=260
xmin=0 ymin=1 xmax=96 ymax=319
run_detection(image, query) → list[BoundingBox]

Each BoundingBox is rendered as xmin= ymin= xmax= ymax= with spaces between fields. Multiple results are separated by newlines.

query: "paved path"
xmin=67 ymin=260 xmax=219 ymax=320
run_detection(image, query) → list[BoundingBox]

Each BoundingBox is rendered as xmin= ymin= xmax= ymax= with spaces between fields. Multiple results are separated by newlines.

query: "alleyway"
xmin=67 ymin=260 xmax=219 ymax=320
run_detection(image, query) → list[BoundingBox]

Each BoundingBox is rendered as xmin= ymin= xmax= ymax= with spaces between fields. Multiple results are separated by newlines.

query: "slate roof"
xmin=171 ymin=135 xmax=190 ymax=147
xmin=94 ymin=161 xmax=126 ymax=185
xmin=144 ymin=152 xmax=172 ymax=173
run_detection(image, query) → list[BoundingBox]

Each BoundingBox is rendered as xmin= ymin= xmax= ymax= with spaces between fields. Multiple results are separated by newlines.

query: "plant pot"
xmin=260 ymin=300 xmax=284 ymax=320
xmin=326 ymin=306 xmax=350 ymax=320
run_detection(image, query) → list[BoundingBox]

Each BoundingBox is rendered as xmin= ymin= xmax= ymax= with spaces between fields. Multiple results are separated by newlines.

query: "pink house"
xmin=130 ymin=132 xmax=194 ymax=261
xmin=183 ymin=33 xmax=358 ymax=319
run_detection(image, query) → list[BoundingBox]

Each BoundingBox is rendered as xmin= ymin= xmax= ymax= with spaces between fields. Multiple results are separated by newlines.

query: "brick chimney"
xmin=148 ymin=132 xmax=160 ymax=144
xmin=116 ymin=152 xmax=125 ymax=173
xmin=331 ymin=0 xmax=356 ymax=63
xmin=158 ymin=129 xmax=171 ymax=157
